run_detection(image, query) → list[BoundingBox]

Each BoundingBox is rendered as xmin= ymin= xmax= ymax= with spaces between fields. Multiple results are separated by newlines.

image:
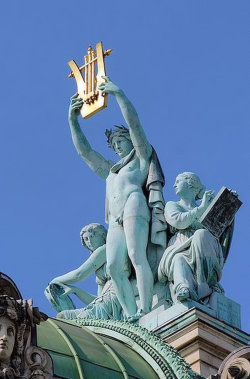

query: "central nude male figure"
xmin=68 ymin=77 xmax=155 ymax=320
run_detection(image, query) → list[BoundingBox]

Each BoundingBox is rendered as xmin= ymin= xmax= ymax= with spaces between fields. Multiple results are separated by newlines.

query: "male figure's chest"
xmin=106 ymin=158 xmax=141 ymax=188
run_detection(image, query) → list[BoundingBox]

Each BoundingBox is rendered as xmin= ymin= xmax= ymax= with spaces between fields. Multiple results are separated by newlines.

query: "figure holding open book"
xmin=158 ymin=172 xmax=230 ymax=303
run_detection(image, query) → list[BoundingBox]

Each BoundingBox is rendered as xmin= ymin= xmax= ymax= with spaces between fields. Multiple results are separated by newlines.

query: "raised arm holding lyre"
xmin=68 ymin=93 xmax=114 ymax=180
xmin=99 ymin=77 xmax=152 ymax=161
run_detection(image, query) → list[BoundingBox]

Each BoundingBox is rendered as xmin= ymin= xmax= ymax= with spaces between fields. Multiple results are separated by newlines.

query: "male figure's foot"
xmin=176 ymin=287 xmax=190 ymax=302
xmin=127 ymin=309 xmax=146 ymax=323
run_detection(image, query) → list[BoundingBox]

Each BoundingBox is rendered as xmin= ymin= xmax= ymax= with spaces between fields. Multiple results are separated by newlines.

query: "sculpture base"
xmin=140 ymin=293 xmax=241 ymax=330
xmin=140 ymin=301 xmax=249 ymax=378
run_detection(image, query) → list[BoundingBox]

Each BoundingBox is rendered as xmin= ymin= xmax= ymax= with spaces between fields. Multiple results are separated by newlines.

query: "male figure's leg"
xmin=106 ymin=224 xmax=137 ymax=317
xmin=124 ymin=216 xmax=153 ymax=314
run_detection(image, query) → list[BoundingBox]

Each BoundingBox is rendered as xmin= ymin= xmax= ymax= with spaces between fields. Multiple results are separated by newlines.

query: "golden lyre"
xmin=68 ymin=42 xmax=112 ymax=119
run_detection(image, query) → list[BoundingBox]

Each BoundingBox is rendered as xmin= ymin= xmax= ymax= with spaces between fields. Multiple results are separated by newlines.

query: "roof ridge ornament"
xmin=65 ymin=317 xmax=203 ymax=379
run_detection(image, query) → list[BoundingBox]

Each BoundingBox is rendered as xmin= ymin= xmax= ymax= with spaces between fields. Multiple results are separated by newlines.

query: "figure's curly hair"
xmin=0 ymin=296 xmax=29 ymax=377
xmin=80 ymin=223 xmax=107 ymax=249
xmin=105 ymin=125 xmax=131 ymax=148
xmin=177 ymin=172 xmax=205 ymax=200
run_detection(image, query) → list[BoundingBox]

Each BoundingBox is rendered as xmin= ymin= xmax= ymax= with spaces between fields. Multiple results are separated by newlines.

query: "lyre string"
xmin=85 ymin=53 xmax=88 ymax=94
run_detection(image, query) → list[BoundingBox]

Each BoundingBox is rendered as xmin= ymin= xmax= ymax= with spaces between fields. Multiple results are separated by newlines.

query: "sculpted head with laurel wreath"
xmin=105 ymin=125 xmax=133 ymax=158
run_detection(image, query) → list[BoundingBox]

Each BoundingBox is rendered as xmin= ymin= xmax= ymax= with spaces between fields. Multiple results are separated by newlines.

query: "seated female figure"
xmin=158 ymin=172 xmax=225 ymax=303
xmin=45 ymin=223 xmax=129 ymax=320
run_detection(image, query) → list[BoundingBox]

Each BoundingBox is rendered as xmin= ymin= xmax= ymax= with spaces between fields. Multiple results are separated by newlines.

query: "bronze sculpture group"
xmin=45 ymin=75 xmax=236 ymax=323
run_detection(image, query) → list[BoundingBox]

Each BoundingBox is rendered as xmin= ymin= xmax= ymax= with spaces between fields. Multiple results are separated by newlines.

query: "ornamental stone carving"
xmin=209 ymin=346 xmax=250 ymax=379
xmin=0 ymin=273 xmax=54 ymax=379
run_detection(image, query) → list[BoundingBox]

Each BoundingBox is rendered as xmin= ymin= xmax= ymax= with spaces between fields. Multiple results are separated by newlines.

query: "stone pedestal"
xmin=140 ymin=304 xmax=249 ymax=378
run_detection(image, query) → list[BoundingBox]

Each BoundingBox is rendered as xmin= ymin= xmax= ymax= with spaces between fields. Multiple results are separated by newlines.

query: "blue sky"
xmin=1 ymin=1 xmax=249 ymax=331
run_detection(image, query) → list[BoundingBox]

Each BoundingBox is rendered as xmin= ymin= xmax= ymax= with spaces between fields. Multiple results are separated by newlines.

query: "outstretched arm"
xmin=50 ymin=245 xmax=106 ymax=285
xmin=69 ymin=94 xmax=113 ymax=179
xmin=99 ymin=78 xmax=152 ymax=160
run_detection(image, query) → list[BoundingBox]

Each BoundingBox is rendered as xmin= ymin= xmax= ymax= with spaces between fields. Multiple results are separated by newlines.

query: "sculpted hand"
xmin=50 ymin=278 xmax=62 ymax=286
xmin=115 ymin=216 xmax=123 ymax=226
xmin=229 ymin=189 xmax=238 ymax=197
xmin=68 ymin=93 xmax=83 ymax=120
xmin=49 ymin=282 xmax=76 ymax=297
xmin=99 ymin=76 xmax=121 ymax=96
xmin=59 ymin=284 xmax=77 ymax=297
xmin=199 ymin=190 xmax=215 ymax=212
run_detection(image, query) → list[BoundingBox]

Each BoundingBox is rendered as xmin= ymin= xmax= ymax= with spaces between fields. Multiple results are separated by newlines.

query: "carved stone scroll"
xmin=208 ymin=346 xmax=250 ymax=379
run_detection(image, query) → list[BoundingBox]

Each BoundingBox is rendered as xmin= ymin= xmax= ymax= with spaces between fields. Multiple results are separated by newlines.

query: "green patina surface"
xmin=37 ymin=317 xmax=203 ymax=379
xmin=37 ymin=318 xmax=159 ymax=379
xmin=66 ymin=79 xmax=165 ymax=320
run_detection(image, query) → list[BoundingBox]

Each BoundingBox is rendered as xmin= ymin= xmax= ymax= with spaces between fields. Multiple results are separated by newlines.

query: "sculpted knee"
xmin=128 ymin=248 xmax=140 ymax=266
xmin=172 ymin=254 xmax=184 ymax=267
xmin=193 ymin=228 xmax=210 ymax=242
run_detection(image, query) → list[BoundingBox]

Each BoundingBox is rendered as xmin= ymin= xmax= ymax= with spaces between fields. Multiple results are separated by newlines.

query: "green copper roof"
xmin=37 ymin=318 xmax=202 ymax=379
xmin=37 ymin=318 xmax=158 ymax=379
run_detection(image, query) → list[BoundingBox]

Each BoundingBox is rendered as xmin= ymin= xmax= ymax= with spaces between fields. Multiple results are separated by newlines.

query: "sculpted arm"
xmin=99 ymin=78 xmax=152 ymax=160
xmin=65 ymin=286 xmax=96 ymax=305
xmin=165 ymin=202 xmax=201 ymax=229
xmin=165 ymin=192 xmax=215 ymax=229
xmin=69 ymin=94 xmax=113 ymax=179
xmin=50 ymin=245 xmax=106 ymax=285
